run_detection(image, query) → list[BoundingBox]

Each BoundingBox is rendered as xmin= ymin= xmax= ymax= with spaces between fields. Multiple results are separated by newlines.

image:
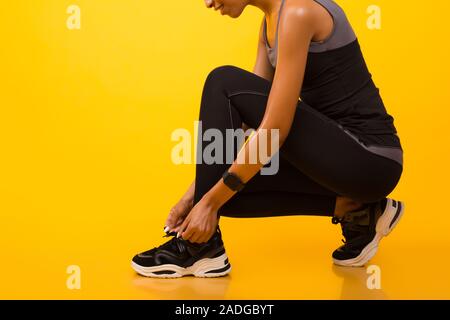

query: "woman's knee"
xmin=204 ymin=65 xmax=244 ymax=91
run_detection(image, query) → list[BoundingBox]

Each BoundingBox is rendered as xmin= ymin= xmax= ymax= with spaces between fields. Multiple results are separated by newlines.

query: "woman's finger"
xmin=197 ymin=234 xmax=207 ymax=244
xmin=189 ymin=231 xmax=202 ymax=244
xmin=171 ymin=217 xmax=185 ymax=232
xmin=201 ymin=229 xmax=214 ymax=244
xmin=177 ymin=215 xmax=191 ymax=237
xmin=181 ymin=223 xmax=197 ymax=240
xmin=197 ymin=227 xmax=209 ymax=243
xmin=181 ymin=226 xmax=194 ymax=241
xmin=165 ymin=212 xmax=175 ymax=229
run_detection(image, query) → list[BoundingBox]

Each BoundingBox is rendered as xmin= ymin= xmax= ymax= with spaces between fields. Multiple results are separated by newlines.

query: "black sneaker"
xmin=331 ymin=198 xmax=405 ymax=267
xmin=131 ymin=227 xmax=231 ymax=278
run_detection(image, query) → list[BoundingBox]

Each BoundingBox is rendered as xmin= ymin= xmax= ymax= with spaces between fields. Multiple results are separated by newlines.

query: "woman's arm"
xmin=253 ymin=18 xmax=275 ymax=81
xmin=205 ymin=6 xmax=315 ymax=208
xmin=242 ymin=18 xmax=275 ymax=132
xmin=179 ymin=5 xmax=316 ymax=243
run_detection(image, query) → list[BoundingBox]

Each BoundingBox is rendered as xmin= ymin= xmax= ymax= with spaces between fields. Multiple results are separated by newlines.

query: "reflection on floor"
xmin=132 ymin=276 xmax=232 ymax=300
xmin=332 ymin=265 xmax=388 ymax=300
xmin=127 ymin=218 xmax=450 ymax=300
xmin=2 ymin=214 xmax=449 ymax=299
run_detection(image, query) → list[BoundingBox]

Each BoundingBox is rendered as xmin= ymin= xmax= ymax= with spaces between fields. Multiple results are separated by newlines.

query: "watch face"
xmin=223 ymin=171 xmax=244 ymax=191
xmin=228 ymin=174 xmax=239 ymax=189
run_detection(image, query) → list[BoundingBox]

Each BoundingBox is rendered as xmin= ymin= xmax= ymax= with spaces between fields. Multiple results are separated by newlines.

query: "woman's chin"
xmin=224 ymin=10 xmax=241 ymax=18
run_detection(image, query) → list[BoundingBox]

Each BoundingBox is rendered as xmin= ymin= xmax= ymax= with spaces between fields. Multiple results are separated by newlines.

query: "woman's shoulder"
xmin=277 ymin=0 xmax=332 ymax=44
xmin=280 ymin=0 xmax=333 ymax=32
xmin=278 ymin=0 xmax=317 ymax=30
xmin=283 ymin=0 xmax=357 ymax=53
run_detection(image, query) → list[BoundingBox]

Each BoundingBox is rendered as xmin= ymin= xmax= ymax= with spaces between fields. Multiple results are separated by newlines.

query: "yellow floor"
xmin=2 ymin=209 xmax=449 ymax=300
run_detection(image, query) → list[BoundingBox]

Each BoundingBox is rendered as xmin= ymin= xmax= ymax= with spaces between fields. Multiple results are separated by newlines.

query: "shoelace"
xmin=149 ymin=231 xmax=187 ymax=254
xmin=331 ymin=204 xmax=375 ymax=246
xmin=148 ymin=227 xmax=220 ymax=257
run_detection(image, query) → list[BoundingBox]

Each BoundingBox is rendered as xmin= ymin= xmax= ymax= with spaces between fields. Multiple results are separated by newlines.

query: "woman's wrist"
xmin=201 ymin=193 xmax=221 ymax=212
xmin=202 ymin=179 xmax=236 ymax=212
xmin=180 ymin=182 xmax=195 ymax=206
xmin=181 ymin=194 xmax=194 ymax=204
xmin=180 ymin=197 xmax=194 ymax=209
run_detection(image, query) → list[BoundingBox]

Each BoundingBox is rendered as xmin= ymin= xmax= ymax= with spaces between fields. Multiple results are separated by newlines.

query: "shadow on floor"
xmin=332 ymin=264 xmax=388 ymax=300
xmin=132 ymin=274 xmax=232 ymax=299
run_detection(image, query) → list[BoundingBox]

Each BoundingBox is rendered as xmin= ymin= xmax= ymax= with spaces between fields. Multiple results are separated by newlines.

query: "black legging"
xmin=193 ymin=65 xmax=403 ymax=218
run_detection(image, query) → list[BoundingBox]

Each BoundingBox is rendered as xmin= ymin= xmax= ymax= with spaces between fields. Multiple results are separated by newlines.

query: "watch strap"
xmin=222 ymin=171 xmax=246 ymax=192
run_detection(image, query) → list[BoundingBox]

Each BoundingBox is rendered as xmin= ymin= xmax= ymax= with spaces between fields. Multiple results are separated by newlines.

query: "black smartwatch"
xmin=222 ymin=171 xmax=246 ymax=192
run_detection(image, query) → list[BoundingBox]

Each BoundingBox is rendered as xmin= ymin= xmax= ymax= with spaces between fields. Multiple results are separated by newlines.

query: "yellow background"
xmin=0 ymin=0 xmax=449 ymax=299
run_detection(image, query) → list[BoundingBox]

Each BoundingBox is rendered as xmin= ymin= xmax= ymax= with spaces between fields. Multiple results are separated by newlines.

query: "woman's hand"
xmin=176 ymin=198 xmax=219 ymax=244
xmin=165 ymin=198 xmax=193 ymax=232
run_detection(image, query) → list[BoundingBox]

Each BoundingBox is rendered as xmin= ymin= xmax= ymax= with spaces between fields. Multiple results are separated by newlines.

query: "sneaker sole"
xmin=131 ymin=252 xmax=231 ymax=278
xmin=333 ymin=198 xmax=405 ymax=267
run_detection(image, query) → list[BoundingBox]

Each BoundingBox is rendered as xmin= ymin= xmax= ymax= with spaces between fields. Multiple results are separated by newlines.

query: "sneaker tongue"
xmin=343 ymin=205 xmax=371 ymax=226
xmin=160 ymin=231 xmax=188 ymax=253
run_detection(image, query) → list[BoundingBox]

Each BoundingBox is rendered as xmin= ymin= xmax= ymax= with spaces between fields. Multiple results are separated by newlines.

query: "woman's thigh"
xmin=205 ymin=65 xmax=402 ymax=203
xmin=242 ymin=156 xmax=337 ymax=197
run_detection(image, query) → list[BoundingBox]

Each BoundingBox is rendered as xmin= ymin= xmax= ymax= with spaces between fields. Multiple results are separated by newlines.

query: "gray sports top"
xmin=263 ymin=0 xmax=357 ymax=68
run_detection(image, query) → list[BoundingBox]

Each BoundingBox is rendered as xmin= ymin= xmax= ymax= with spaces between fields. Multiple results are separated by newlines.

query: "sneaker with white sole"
xmin=131 ymin=226 xmax=231 ymax=278
xmin=332 ymin=198 xmax=405 ymax=267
